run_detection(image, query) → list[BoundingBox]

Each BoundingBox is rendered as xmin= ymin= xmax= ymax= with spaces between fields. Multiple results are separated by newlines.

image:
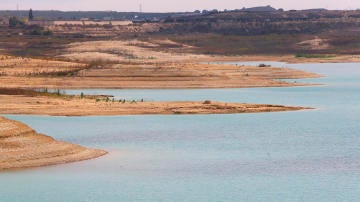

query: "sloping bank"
xmin=0 ymin=116 xmax=107 ymax=171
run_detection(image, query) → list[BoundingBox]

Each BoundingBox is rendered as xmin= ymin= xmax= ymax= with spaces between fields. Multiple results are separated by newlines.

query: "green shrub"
xmin=9 ymin=16 xmax=24 ymax=27
xmin=30 ymin=29 xmax=53 ymax=36
xmin=295 ymin=53 xmax=333 ymax=58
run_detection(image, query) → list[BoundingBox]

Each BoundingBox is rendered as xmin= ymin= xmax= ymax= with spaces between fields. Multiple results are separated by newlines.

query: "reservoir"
xmin=1 ymin=62 xmax=360 ymax=201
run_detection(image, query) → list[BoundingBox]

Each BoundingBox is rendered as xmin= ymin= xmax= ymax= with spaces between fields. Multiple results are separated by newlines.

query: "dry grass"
xmin=61 ymin=52 xmax=125 ymax=63
xmin=0 ymin=55 xmax=87 ymax=76
xmin=53 ymin=20 xmax=132 ymax=26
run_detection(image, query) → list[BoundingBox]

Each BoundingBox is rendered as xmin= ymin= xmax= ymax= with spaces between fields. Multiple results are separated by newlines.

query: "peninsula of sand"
xmin=0 ymin=116 xmax=107 ymax=170
xmin=0 ymin=88 xmax=310 ymax=116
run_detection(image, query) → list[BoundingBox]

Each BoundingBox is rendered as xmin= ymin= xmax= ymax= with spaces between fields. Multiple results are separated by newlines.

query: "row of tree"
xmin=8 ymin=9 xmax=33 ymax=27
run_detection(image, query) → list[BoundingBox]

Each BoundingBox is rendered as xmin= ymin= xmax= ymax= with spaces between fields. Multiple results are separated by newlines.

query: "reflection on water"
xmin=1 ymin=62 xmax=360 ymax=202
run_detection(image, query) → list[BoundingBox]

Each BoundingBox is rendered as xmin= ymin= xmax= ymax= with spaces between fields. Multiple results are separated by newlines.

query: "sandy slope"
xmin=0 ymin=116 xmax=107 ymax=170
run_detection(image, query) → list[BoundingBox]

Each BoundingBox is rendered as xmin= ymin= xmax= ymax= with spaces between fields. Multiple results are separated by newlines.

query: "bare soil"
xmin=0 ymin=116 xmax=107 ymax=170
xmin=0 ymin=94 xmax=310 ymax=116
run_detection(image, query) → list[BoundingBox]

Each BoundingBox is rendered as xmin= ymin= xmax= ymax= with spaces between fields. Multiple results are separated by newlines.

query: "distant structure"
xmin=28 ymin=9 xmax=34 ymax=21
xmin=241 ymin=5 xmax=277 ymax=12
xmin=16 ymin=4 xmax=20 ymax=17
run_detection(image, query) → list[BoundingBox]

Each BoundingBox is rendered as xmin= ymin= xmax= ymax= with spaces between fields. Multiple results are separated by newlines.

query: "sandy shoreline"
xmin=0 ymin=94 xmax=311 ymax=116
xmin=0 ymin=61 xmax=320 ymax=89
xmin=0 ymin=116 xmax=107 ymax=171
xmin=203 ymin=54 xmax=360 ymax=64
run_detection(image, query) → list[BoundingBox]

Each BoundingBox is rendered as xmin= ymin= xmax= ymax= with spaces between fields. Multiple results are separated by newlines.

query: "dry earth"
xmin=4 ymin=39 xmax=358 ymax=90
xmin=0 ymin=46 xmax=319 ymax=88
xmin=0 ymin=116 xmax=107 ymax=170
xmin=60 ymin=40 xmax=205 ymax=63
xmin=0 ymin=55 xmax=86 ymax=76
xmin=0 ymin=95 xmax=309 ymax=116
xmin=296 ymin=37 xmax=330 ymax=50
xmin=209 ymin=54 xmax=360 ymax=64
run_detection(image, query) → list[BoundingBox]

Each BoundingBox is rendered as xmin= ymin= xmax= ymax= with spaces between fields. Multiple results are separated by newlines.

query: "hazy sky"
xmin=1 ymin=0 xmax=360 ymax=12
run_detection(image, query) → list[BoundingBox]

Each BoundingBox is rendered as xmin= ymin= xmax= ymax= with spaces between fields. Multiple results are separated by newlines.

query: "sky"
xmin=1 ymin=0 xmax=360 ymax=12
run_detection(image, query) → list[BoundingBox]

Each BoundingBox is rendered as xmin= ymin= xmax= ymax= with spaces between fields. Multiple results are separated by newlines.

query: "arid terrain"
xmin=0 ymin=92 xmax=309 ymax=116
xmin=0 ymin=55 xmax=86 ymax=76
xmin=0 ymin=116 xmax=107 ymax=170
xmin=0 ymin=38 xmax=320 ymax=89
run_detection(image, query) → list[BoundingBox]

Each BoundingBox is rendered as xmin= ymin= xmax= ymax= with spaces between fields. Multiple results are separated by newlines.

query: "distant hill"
xmin=302 ymin=8 xmax=328 ymax=12
xmin=160 ymin=10 xmax=360 ymax=35
xmin=0 ymin=7 xmax=335 ymax=22
xmin=0 ymin=10 xmax=195 ymax=21
xmin=241 ymin=5 xmax=278 ymax=12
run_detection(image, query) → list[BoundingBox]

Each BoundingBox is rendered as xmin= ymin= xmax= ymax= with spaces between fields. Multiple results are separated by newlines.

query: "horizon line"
xmin=0 ymin=8 xmax=359 ymax=13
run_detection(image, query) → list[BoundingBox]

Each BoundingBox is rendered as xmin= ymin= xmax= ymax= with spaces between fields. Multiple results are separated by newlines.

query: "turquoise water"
xmin=1 ymin=62 xmax=360 ymax=201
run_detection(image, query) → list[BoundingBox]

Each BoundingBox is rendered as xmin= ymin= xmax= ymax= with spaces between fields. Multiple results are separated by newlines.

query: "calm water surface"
xmin=1 ymin=62 xmax=360 ymax=202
